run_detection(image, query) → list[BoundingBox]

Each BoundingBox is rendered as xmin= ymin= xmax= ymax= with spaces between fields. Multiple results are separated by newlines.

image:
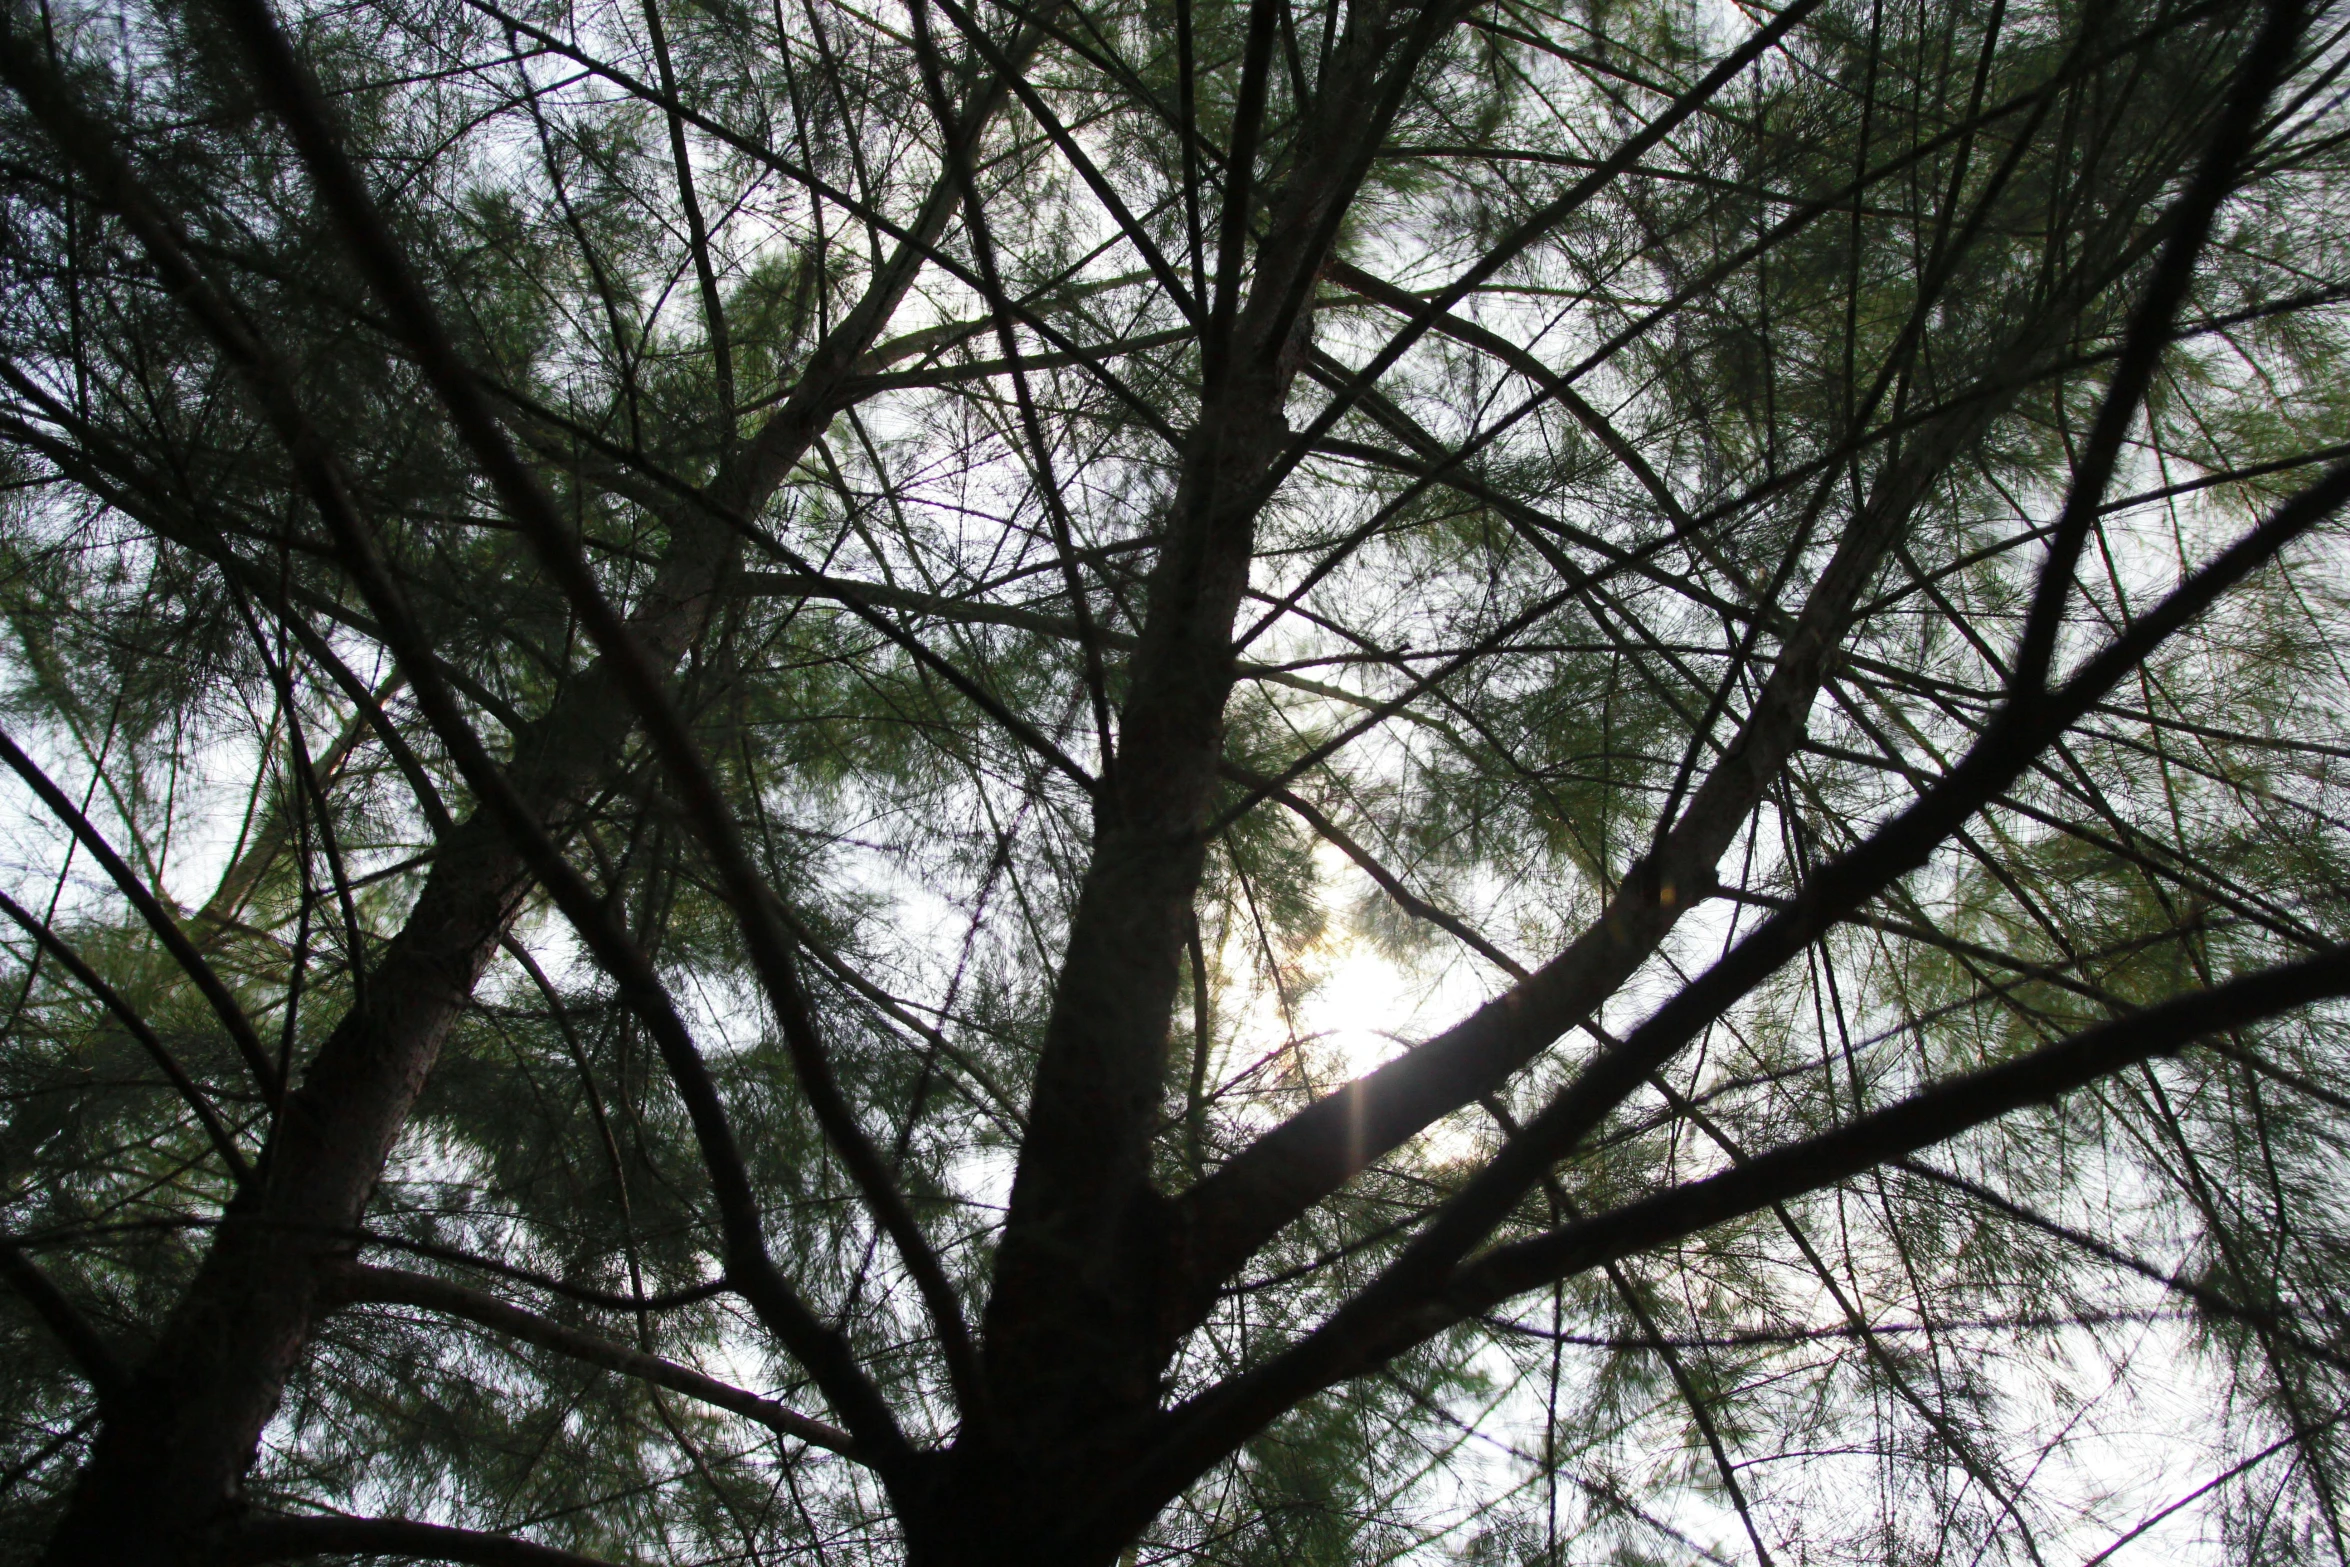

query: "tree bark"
xmin=1165 ymin=245 xmax=2149 ymax=1313
xmin=33 ymin=83 xmax=979 ymax=1563
xmin=978 ymin=0 xmax=1445 ymax=1456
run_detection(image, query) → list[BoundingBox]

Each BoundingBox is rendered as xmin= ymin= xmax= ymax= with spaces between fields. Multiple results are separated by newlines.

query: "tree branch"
xmin=0 ymin=1241 xmax=131 ymax=1409
xmin=0 ymin=887 xmax=251 ymax=1181
xmin=228 ymin=1515 xmax=628 ymax=1567
xmin=0 ymin=23 xmax=909 ymax=1460
xmin=0 ymin=722 xmax=279 ymax=1100
xmin=1122 ymin=942 xmax=2350 ymax=1531
xmin=331 ymin=1265 xmax=860 ymax=1457
xmin=211 ymin=0 xmax=980 ymax=1421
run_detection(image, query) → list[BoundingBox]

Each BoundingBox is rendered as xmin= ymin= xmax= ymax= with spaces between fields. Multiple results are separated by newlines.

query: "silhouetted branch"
xmin=0 ymin=722 xmax=279 ymax=1100
xmin=0 ymin=887 xmax=251 ymax=1180
xmin=0 ymin=1241 xmax=130 ymax=1408
xmin=333 ymin=1265 xmax=861 ymax=1456
xmin=210 ymin=0 xmax=980 ymax=1423
xmin=229 ymin=1515 xmax=629 ymax=1567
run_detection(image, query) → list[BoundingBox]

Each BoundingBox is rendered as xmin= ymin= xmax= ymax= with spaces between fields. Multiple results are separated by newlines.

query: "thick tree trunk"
xmin=892 ymin=1436 xmax=1174 ymax=1567
xmin=977 ymin=362 xmax=1304 ymax=1444
xmin=979 ymin=0 xmax=1424 ymax=1456
xmin=44 ymin=833 xmax=528 ymax=1567
xmin=37 ymin=536 xmax=728 ymax=1564
xmin=37 ymin=138 xmax=965 ymax=1553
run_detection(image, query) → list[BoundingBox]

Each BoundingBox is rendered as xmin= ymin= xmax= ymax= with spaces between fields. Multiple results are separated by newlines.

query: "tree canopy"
xmin=4 ymin=0 xmax=2350 ymax=1560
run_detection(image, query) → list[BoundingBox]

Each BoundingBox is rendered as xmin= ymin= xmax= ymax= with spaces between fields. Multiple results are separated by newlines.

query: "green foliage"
xmin=4 ymin=0 xmax=2350 ymax=1560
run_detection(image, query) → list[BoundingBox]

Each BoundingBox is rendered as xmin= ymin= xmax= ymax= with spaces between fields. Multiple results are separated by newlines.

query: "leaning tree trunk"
xmin=29 ymin=108 xmax=974 ymax=1561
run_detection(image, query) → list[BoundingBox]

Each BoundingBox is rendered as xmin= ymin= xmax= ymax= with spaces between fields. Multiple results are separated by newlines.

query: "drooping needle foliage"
xmin=5 ymin=0 xmax=2350 ymax=1561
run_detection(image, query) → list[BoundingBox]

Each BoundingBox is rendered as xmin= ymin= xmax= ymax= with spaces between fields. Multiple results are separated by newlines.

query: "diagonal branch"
xmin=210 ymin=0 xmax=981 ymax=1417
xmin=929 ymin=0 xmax=1197 ymax=322
xmin=227 ymin=1515 xmax=628 ymax=1567
xmin=331 ymin=1265 xmax=859 ymax=1456
xmin=2009 ymin=0 xmax=2307 ymax=695
xmin=0 ymin=1241 xmax=131 ymax=1409
xmin=1458 ymin=950 xmax=2350 ymax=1316
xmin=0 ymin=723 xmax=279 ymax=1101
xmin=1261 ymin=0 xmax=1829 ymax=496
xmin=1232 ymin=764 xmax=1528 ymax=980
xmin=1121 ymin=942 xmax=2350 ymax=1529
xmin=1175 ymin=373 xmax=2031 ymax=1304
xmin=455 ymin=0 xmax=1175 ymax=443
xmin=0 ymin=25 xmax=907 ymax=1457
xmin=1271 ymin=451 xmax=2350 ymax=1346
xmin=909 ymin=0 xmax=1116 ymax=790
xmin=0 ymin=888 xmax=251 ymax=1181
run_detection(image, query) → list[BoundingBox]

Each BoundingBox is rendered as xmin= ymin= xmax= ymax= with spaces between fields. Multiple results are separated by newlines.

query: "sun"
xmin=1305 ymin=935 xmax=1428 ymax=1083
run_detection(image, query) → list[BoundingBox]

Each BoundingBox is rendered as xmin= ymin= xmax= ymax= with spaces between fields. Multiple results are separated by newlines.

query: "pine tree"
xmin=3 ymin=0 xmax=2350 ymax=1560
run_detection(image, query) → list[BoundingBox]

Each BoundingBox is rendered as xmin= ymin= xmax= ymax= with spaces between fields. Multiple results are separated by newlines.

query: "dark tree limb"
xmin=353 ymin=1230 xmax=727 ymax=1314
xmin=1174 ymin=369 xmax=2030 ymax=1306
xmin=1120 ymin=943 xmax=2350 ymax=1534
xmin=227 ymin=1514 xmax=630 ymax=1567
xmin=1263 ymin=0 xmax=1830 ymax=498
xmin=331 ymin=1265 xmax=860 ymax=1456
xmin=0 ymin=723 xmax=279 ymax=1100
xmin=977 ymin=0 xmax=1466 ymax=1458
xmin=0 ymin=1242 xmax=132 ymax=1409
xmin=1262 ymin=449 xmax=2350 ymax=1347
xmin=209 ymin=0 xmax=981 ymax=1419
xmin=2010 ymin=0 xmax=2308 ymax=696
xmin=0 ymin=32 xmax=918 ymax=1558
xmin=1233 ymin=764 xmax=1529 ymax=980
xmin=0 ymin=888 xmax=252 ymax=1181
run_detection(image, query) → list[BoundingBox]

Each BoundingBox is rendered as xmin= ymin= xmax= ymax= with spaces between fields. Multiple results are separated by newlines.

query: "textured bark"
xmin=978 ymin=0 xmax=1440 ymax=1458
xmin=35 ymin=110 xmax=972 ymax=1567
xmin=15 ymin=0 xmax=2310 ymax=1562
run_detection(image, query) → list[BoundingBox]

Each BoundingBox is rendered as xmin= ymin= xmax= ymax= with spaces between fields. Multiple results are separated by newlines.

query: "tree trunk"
xmin=36 ymin=161 xmax=959 ymax=1554
xmin=892 ymin=1437 xmax=1171 ymax=1567
xmin=37 ymin=549 xmax=726 ymax=1565
xmin=980 ymin=0 xmax=1435 ymax=1464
